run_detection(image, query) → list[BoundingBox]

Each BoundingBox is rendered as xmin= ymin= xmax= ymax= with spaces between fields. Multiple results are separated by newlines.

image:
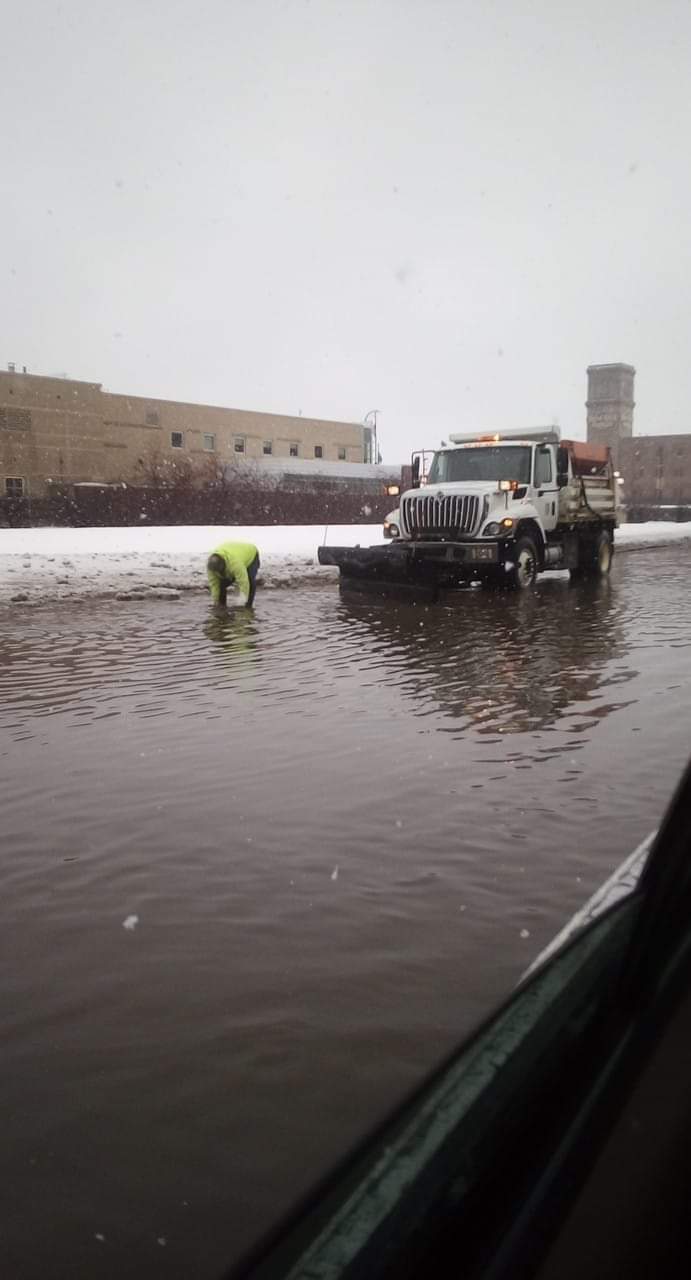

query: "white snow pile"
xmin=615 ymin=520 xmax=691 ymax=550
xmin=0 ymin=520 xmax=689 ymax=606
xmin=0 ymin=524 xmax=387 ymax=604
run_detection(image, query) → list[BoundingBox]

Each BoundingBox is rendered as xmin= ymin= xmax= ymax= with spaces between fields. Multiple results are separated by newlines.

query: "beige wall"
xmin=0 ymin=373 xmax=105 ymax=496
xmin=0 ymin=370 xmax=366 ymax=496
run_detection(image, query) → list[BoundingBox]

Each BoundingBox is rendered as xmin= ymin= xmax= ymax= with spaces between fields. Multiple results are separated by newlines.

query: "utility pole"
xmin=363 ymin=409 xmax=381 ymax=464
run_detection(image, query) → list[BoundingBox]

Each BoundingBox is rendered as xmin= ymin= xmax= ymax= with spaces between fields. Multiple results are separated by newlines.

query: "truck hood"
xmin=419 ymin=482 xmax=496 ymax=500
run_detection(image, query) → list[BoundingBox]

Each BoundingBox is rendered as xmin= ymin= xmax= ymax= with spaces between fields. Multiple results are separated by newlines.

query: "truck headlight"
xmin=384 ymin=521 xmax=400 ymax=539
xmin=484 ymin=522 xmax=502 ymax=536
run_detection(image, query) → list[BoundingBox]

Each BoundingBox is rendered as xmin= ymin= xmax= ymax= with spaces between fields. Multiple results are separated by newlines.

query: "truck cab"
xmin=402 ymin=430 xmax=561 ymax=541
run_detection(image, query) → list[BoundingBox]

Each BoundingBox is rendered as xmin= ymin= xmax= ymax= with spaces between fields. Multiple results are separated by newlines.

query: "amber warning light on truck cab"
xmin=448 ymin=428 xmax=560 ymax=445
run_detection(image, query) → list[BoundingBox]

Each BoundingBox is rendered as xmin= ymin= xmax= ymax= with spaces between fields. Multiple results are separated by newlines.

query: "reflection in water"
xmin=337 ymin=574 xmax=636 ymax=739
xmin=0 ymin=575 xmax=634 ymax=746
xmin=204 ymin=608 xmax=260 ymax=664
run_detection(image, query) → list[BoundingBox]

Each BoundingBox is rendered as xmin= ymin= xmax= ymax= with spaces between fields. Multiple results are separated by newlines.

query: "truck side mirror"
xmin=557 ymin=471 xmax=568 ymax=488
xmin=411 ymin=456 xmax=421 ymax=489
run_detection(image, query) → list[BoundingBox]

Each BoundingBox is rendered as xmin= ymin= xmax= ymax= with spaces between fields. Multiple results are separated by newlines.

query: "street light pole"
xmin=363 ymin=409 xmax=380 ymax=464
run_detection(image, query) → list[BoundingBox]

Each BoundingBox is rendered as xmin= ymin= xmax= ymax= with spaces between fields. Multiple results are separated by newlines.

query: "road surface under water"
xmin=2 ymin=546 xmax=691 ymax=1278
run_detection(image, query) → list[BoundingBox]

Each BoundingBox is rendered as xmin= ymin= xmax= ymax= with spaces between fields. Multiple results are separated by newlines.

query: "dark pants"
xmin=247 ymin=553 xmax=260 ymax=607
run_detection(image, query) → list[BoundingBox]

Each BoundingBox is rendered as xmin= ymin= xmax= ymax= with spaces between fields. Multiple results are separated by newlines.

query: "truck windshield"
xmin=427 ymin=446 xmax=531 ymax=485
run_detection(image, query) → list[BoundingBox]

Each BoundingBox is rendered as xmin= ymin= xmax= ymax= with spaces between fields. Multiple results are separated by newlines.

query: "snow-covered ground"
xmin=615 ymin=520 xmax=691 ymax=549
xmin=0 ymin=524 xmax=387 ymax=604
xmin=0 ymin=520 xmax=690 ymax=605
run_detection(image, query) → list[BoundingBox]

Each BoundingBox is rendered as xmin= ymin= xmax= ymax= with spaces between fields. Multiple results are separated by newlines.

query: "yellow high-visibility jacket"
xmin=207 ymin=542 xmax=258 ymax=604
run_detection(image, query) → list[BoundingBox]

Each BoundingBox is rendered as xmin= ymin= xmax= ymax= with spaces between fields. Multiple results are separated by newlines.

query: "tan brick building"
xmin=0 ymin=368 xmax=372 ymax=498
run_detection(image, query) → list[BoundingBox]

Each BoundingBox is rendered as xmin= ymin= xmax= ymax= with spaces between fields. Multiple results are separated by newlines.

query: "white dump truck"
xmin=319 ymin=428 xmax=618 ymax=596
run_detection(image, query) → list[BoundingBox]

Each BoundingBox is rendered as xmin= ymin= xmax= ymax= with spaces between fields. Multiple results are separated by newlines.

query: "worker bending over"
xmin=207 ymin=542 xmax=260 ymax=608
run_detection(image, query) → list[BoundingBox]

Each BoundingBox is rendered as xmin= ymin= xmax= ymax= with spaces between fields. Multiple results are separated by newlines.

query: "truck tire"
xmin=571 ymin=529 xmax=613 ymax=579
xmin=506 ymin=536 xmax=539 ymax=590
xmin=594 ymin=529 xmax=614 ymax=574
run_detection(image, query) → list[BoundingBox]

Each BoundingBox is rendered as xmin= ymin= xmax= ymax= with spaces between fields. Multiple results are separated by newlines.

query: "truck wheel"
xmin=571 ymin=530 xmax=613 ymax=579
xmin=594 ymin=529 xmax=613 ymax=574
xmin=507 ymin=537 xmax=538 ymax=590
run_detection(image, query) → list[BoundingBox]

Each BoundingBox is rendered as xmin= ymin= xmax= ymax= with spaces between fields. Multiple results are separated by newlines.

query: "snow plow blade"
xmin=317 ymin=545 xmax=440 ymax=602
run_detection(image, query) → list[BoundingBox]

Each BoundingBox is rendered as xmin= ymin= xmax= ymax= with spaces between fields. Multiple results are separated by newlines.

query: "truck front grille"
xmin=400 ymin=493 xmax=481 ymax=539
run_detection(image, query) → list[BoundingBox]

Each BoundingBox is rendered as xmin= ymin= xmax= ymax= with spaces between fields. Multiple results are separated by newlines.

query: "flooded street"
xmin=3 ymin=546 xmax=691 ymax=1279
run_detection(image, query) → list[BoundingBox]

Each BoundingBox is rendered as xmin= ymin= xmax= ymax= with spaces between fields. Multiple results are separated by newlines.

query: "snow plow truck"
xmin=318 ymin=429 xmax=618 ymax=599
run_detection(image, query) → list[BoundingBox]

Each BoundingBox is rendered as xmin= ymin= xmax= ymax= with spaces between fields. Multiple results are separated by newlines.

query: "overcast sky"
xmin=3 ymin=0 xmax=691 ymax=458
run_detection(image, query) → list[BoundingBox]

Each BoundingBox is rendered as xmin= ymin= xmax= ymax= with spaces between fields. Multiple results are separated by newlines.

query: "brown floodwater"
xmin=2 ymin=547 xmax=691 ymax=1278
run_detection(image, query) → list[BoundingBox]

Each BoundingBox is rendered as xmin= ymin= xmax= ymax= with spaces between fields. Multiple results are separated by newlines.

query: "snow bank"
xmin=0 ymin=524 xmax=386 ymax=604
xmin=614 ymin=520 xmax=691 ymax=549
xmin=0 ymin=520 xmax=689 ymax=606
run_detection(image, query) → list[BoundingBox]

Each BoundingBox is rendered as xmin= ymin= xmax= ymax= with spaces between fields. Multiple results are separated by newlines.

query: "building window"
xmin=0 ymin=407 xmax=32 ymax=430
xmin=263 ymin=440 xmax=273 ymax=455
xmin=203 ymin=433 xmax=216 ymax=452
xmin=5 ymin=477 xmax=25 ymax=497
xmin=146 ymin=410 xmax=160 ymax=426
xmin=234 ymin=437 xmax=245 ymax=453
xmin=314 ymin=445 xmax=323 ymax=459
xmin=171 ymin=431 xmax=184 ymax=449
xmin=338 ymin=447 xmax=346 ymax=461
xmin=289 ymin=442 xmax=299 ymax=457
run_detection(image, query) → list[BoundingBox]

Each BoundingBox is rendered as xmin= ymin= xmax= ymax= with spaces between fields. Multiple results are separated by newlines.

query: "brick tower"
xmin=586 ymin=364 xmax=636 ymax=462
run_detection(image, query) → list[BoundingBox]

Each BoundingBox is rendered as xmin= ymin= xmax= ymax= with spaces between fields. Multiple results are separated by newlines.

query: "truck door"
xmin=534 ymin=444 xmax=559 ymax=531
